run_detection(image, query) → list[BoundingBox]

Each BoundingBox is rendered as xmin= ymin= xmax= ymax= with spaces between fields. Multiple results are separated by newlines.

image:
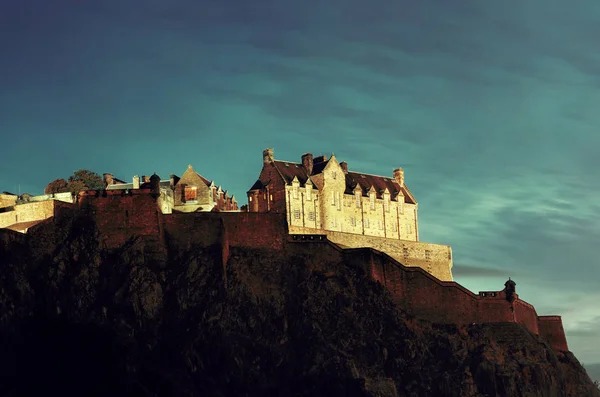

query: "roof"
xmin=345 ymin=172 xmax=415 ymax=203
xmin=272 ymin=160 xmax=315 ymax=187
xmin=251 ymin=154 xmax=416 ymax=204
xmin=5 ymin=219 xmax=47 ymax=232
xmin=175 ymin=165 xmax=212 ymax=188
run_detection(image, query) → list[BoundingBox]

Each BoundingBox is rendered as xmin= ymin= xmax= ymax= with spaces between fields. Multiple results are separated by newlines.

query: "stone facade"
xmin=247 ymin=148 xmax=453 ymax=281
xmin=104 ymin=166 xmax=238 ymax=214
xmin=0 ymin=193 xmax=75 ymax=233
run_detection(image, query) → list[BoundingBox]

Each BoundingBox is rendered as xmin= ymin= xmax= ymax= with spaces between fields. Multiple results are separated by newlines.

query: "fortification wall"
xmin=538 ymin=316 xmax=569 ymax=352
xmin=0 ymin=194 xmax=17 ymax=209
xmin=163 ymin=212 xmax=287 ymax=251
xmin=513 ymin=300 xmax=540 ymax=334
xmin=79 ymin=190 xmax=161 ymax=248
xmin=289 ymin=225 xmax=453 ymax=281
xmin=0 ymin=200 xmax=56 ymax=228
xmin=342 ymin=248 xmax=561 ymax=343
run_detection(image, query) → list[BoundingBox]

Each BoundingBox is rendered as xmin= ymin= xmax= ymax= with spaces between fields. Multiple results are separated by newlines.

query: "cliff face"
xmin=0 ymin=212 xmax=598 ymax=397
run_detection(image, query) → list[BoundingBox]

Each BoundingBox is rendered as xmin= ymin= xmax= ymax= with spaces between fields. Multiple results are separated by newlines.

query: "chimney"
xmin=301 ymin=153 xmax=313 ymax=175
xmin=103 ymin=173 xmax=114 ymax=186
xmin=393 ymin=168 xmax=404 ymax=187
xmin=133 ymin=175 xmax=140 ymax=189
xmin=340 ymin=161 xmax=348 ymax=174
xmin=263 ymin=148 xmax=274 ymax=164
xmin=313 ymin=155 xmax=328 ymax=163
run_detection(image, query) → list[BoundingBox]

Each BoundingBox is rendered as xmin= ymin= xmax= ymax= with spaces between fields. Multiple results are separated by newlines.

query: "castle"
xmin=0 ymin=150 xmax=570 ymax=353
xmin=247 ymin=149 xmax=453 ymax=281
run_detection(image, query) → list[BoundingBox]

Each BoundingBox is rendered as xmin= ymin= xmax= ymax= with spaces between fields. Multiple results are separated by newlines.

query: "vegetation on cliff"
xmin=44 ymin=169 xmax=104 ymax=195
xmin=0 ymin=211 xmax=598 ymax=397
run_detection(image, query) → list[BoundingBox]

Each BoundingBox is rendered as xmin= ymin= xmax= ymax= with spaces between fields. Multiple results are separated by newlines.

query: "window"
xmin=332 ymin=218 xmax=337 ymax=227
xmin=407 ymin=224 xmax=412 ymax=234
xmin=331 ymin=191 xmax=335 ymax=205
xmin=370 ymin=194 xmax=375 ymax=210
xmin=184 ymin=186 xmax=197 ymax=202
xmin=384 ymin=197 xmax=389 ymax=212
xmin=306 ymin=187 xmax=311 ymax=200
xmin=350 ymin=216 xmax=356 ymax=226
xmin=293 ymin=186 xmax=298 ymax=199
xmin=425 ymin=250 xmax=431 ymax=260
xmin=355 ymin=193 xmax=361 ymax=208
xmin=364 ymin=219 xmax=369 ymax=228
xmin=403 ymin=247 xmax=408 ymax=257
xmin=336 ymin=192 xmax=341 ymax=210
xmin=308 ymin=211 xmax=315 ymax=221
xmin=249 ymin=196 xmax=253 ymax=202
xmin=294 ymin=210 xmax=300 ymax=219
xmin=399 ymin=201 xmax=403 ymax=214
xmin=270 ymin=194 xmax=273 ymax=201
xmin=332 ymin=172 xmax=337 ymax=179
xmin=378 ymin=220 xmax=383 ymax=230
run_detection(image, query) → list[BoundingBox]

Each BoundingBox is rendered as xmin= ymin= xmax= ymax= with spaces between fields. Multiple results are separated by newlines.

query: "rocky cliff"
xmin=0 ymin=211 xmax=598 ymax=397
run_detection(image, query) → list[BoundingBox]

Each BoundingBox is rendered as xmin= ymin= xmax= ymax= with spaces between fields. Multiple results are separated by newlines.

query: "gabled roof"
xmin=175 ymin=165 xmax=211 ymax=188
xmin=273 ymin=160 xmax=314 ymax=186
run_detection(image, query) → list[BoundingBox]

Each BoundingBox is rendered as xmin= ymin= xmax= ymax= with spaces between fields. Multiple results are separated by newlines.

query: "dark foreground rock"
xmin=0 ymin=213 xmax=598 ymax=397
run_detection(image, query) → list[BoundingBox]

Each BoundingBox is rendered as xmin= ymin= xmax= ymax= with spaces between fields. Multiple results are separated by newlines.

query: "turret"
xmin=150 ymin=173 xmax=160 ymax=198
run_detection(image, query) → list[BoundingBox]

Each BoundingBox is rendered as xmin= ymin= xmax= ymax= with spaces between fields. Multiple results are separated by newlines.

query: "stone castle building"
xmin=247 ymin=148 xmax=453 ymax=281
xmin=104 ymin=165 xmax=239 ymax=214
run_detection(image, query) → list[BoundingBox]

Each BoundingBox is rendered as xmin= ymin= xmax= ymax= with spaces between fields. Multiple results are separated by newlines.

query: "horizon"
xmin=1 ymin=0 xmax=598 ymax=376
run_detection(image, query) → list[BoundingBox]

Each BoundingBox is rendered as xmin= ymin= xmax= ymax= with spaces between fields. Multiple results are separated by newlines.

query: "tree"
xmin=44 ymin=178 xmax=69 ymax=194
xmin=44 ymin=170 xmax=105 ymax=196
xmin=67 ymin=169 xmax=104 ymax=193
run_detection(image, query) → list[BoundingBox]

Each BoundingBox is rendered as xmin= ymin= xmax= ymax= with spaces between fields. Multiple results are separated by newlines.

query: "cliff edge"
xmin=0 ymin=210 xmax=598 ymax=397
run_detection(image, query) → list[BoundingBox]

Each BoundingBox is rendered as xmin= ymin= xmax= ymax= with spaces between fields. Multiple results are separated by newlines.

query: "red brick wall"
xmin=248 ymin=163 xmax=287 ymax=213
xmin=539 ymin=316 xmax=569 ymax=351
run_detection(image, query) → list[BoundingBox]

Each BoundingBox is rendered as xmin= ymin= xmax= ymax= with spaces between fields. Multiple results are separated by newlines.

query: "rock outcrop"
xmin=0 ymin=211 xmax=598 ymax=397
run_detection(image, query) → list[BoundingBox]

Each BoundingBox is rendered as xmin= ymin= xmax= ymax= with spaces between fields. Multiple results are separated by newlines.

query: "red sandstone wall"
xmin=79 ymin=191 xmax=161 ymax=249
xmin=539 ymin=316 xmax=569 ymax=351
xmin=513 ymin=300 xmax=540 ymax=334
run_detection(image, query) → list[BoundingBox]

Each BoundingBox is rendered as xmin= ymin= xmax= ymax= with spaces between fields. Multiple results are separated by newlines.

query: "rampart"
xmin=22 ymin=191 xmax=567 ymax=353
xmin=289 ymin=225 xmax=453 ymax=281
xmin=0 ymin=200 xmax=58 ymax=229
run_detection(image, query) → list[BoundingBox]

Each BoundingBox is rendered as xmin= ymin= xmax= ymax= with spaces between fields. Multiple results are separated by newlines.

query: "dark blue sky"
xmin=1 ymin=0 xmax=599 ymax=370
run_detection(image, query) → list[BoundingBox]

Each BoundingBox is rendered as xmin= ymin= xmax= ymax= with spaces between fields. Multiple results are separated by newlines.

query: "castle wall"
xmin=342 ymin=248 xmax=564 ymax=345
xmin=538 ymin=316 xmax=569 ymax=352
xmin=288 ymin=225 xmax=453 ymax=281
xmin=79 ymin=190 xmax=161 ymax=249
xmin=162 ymin=212 xmax=287 ymax=251
xmin=513 ymin=299 xmax=540 ymax=334
xmin=0 ymin=200 xmax=56 ymax=228
xmin=0 ymin=194 xmax=18 ymax=209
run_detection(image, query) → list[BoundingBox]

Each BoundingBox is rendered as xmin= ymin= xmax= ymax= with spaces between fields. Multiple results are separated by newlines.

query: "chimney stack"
xmin=133 ymin=175 xmax=140 ymax=189
xmin=103 ymin=173 xmax=114 ymax=186
xmin=393 ymin=168 xmax=404 ymax=187
xmin=263 ymin=148 xmax=274 ymax=164
xmin=340 ymin=161 xmax=348 ymax=174
xmin=301 ymin=153 xmax=314 ymax=175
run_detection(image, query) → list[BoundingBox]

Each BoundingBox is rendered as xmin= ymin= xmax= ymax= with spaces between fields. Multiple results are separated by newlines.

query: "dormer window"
xmin=370 ymin=193 xmax=375 ymax=210
xmin=355 ymin=192 xmax=361 ymax=208
xmin=184 ymin=186 xmax=198 ymax=203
